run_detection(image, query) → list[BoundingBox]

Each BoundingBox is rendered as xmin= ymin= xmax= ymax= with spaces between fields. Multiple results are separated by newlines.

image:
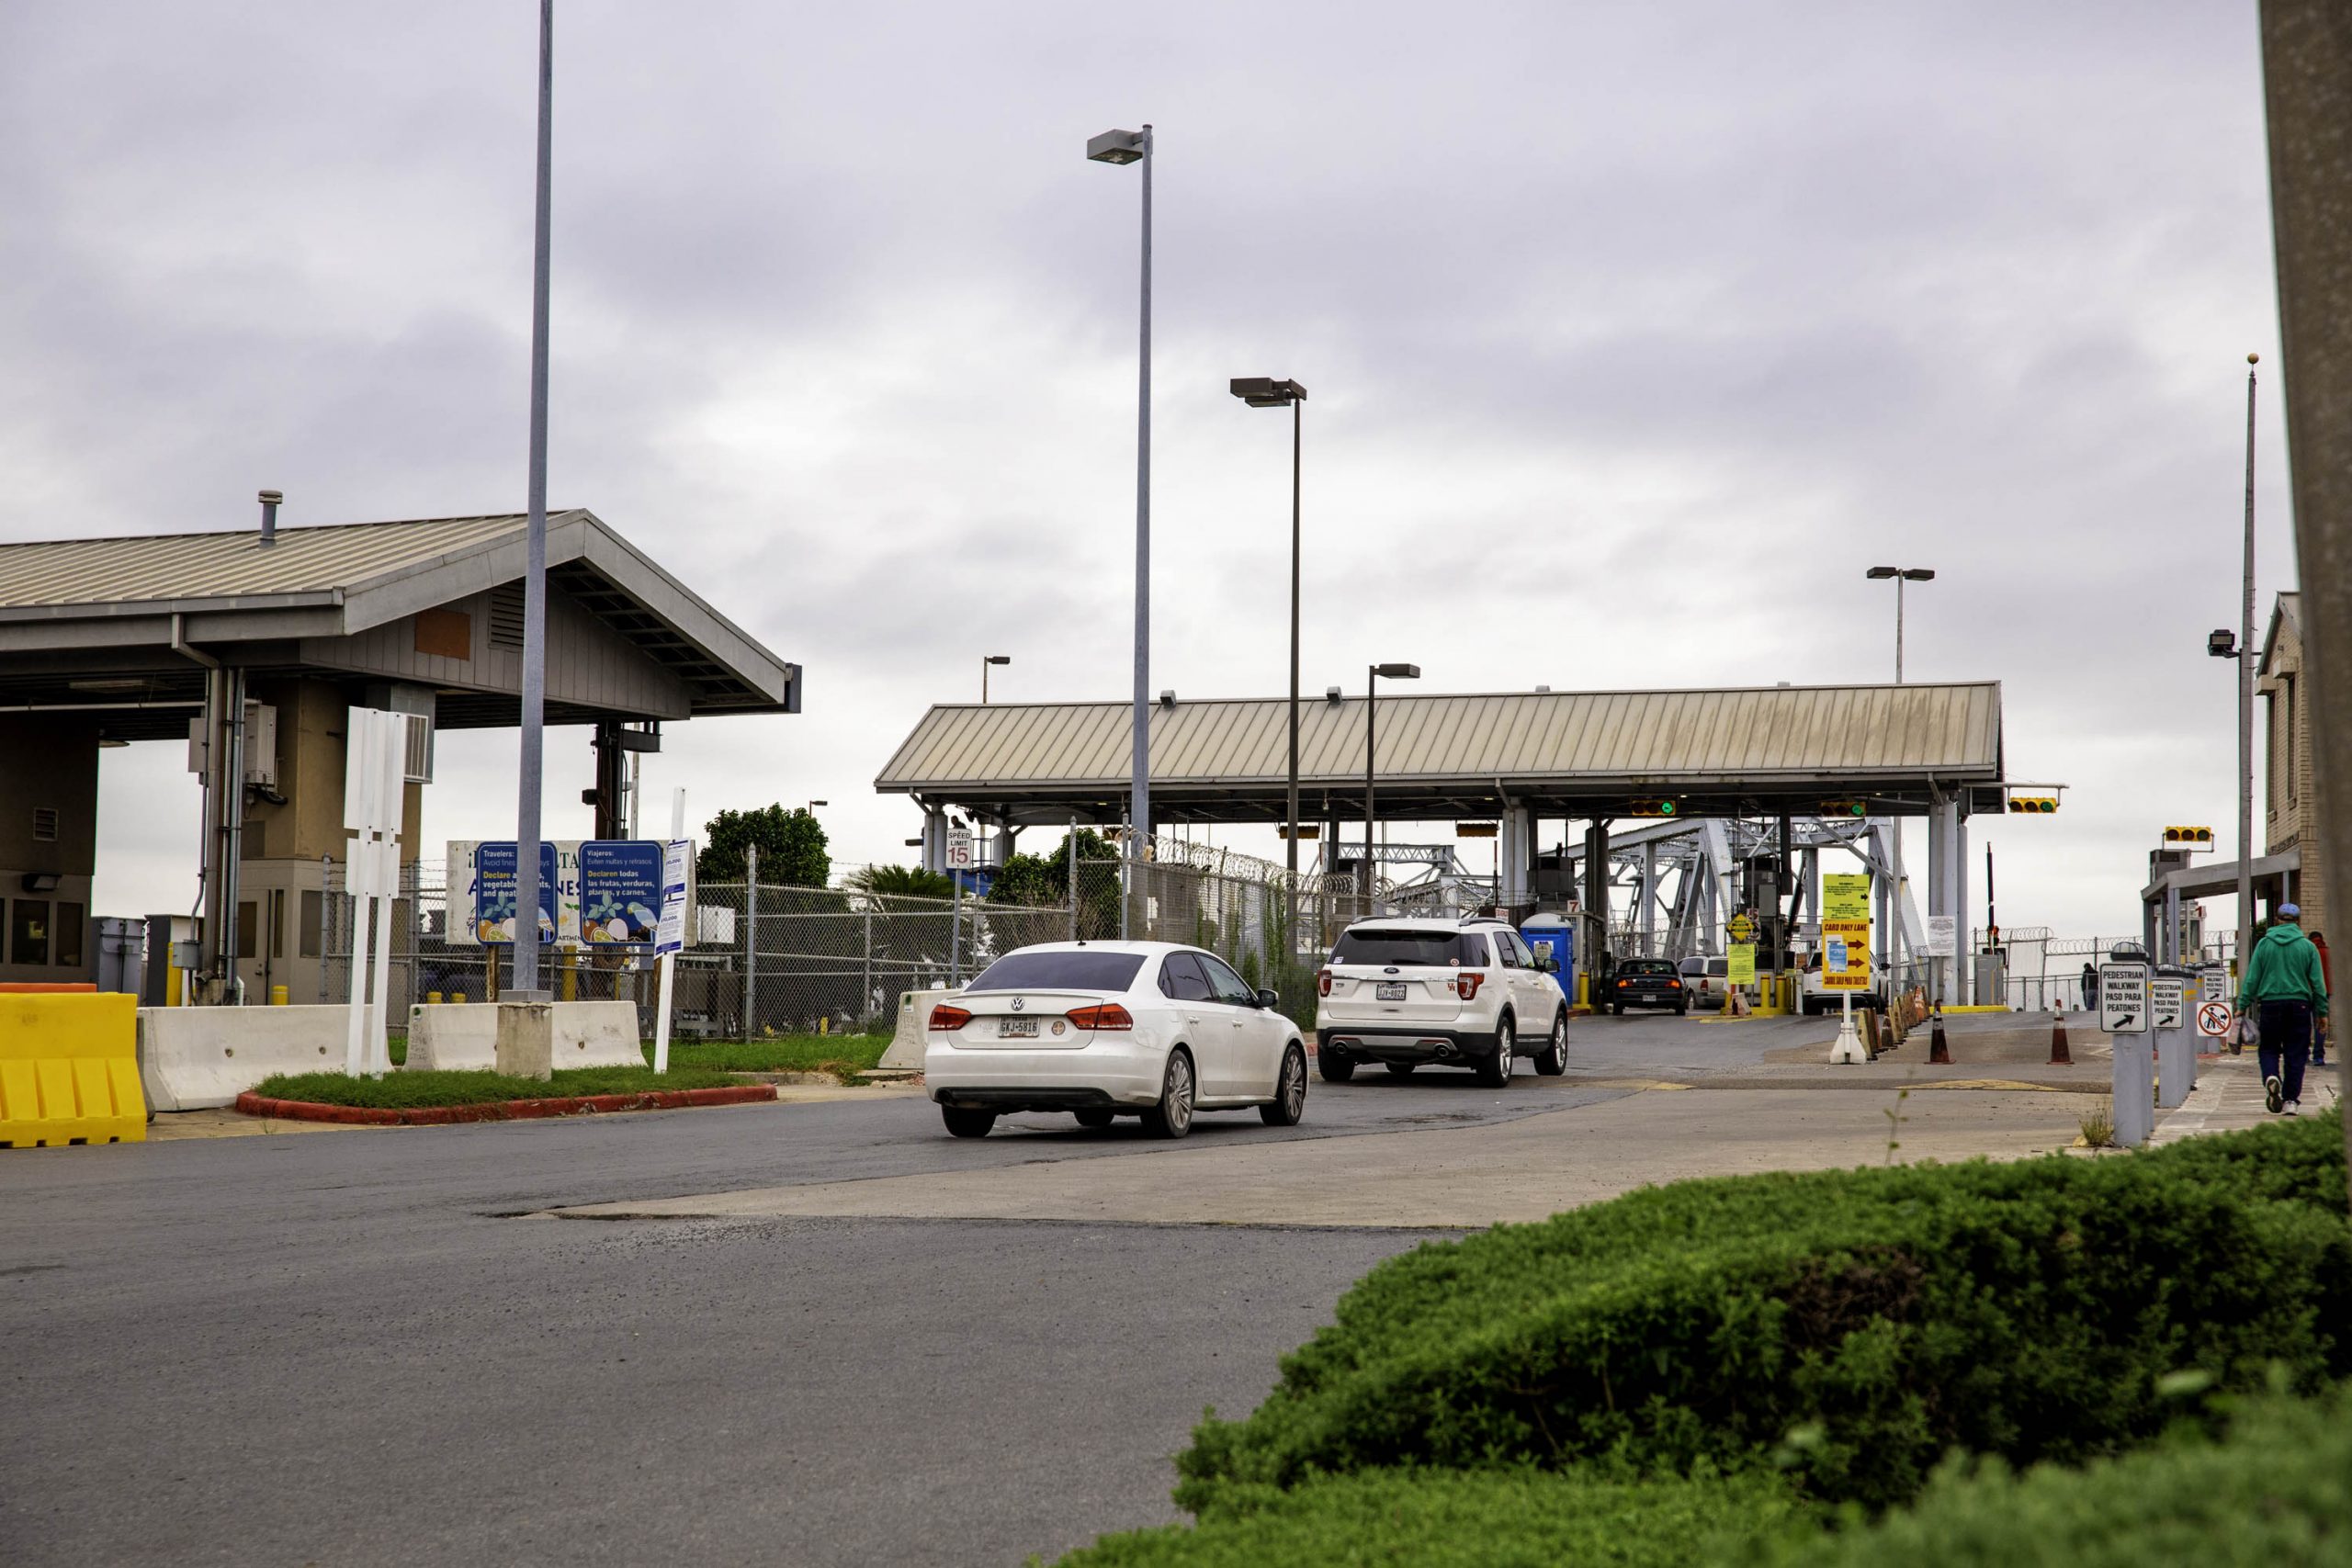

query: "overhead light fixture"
xmin=20 ymin=873 xmax=59 ymax=893
xmin=69 ymin=678 xmax=145 ymax=694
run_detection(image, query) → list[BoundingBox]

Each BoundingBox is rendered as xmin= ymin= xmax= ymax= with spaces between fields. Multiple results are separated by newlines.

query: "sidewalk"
xmin=2148 ymin=1051 xmax=2343 ymax=1146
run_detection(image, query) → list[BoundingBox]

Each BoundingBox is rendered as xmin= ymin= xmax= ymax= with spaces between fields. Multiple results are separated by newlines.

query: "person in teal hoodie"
xmin=2237 ymin=904 xmax=2331 ymax=1114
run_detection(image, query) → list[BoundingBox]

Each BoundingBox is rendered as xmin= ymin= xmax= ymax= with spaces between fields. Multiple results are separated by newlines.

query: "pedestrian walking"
xmin=2310 ymin=930 xmax=2332 ymax=1067
xmin=2080 ymin=961 xmax=2098 ymax=1013
xmin=2236 ymin=904 xmax=2330 ymax=1115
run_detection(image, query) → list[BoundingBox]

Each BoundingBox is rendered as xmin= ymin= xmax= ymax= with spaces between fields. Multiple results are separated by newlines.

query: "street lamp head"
xmin=985 ymin=654 xmax=1012 ymax=666
xmin=1901 ymin=569 xmax=1936 ymax=581
xmin=1228 ymin=377 xmax=1306 ymax=408
xmin=1865 ymin=566 xmax=1900 ymax=580
xmin=1087 ymin=129 xmax=1147 ymax=164
xmin=1373 ymin=662 xmax=1420 ymax=680
xmin=2209 ymin=628 xmax=2239 ymax=658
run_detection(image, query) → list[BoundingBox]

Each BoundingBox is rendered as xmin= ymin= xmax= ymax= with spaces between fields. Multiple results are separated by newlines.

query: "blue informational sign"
xmin=469 ymin=841 xmax=560 ymax=945
xmin=580 ymin=840 xmax=665 ymax=945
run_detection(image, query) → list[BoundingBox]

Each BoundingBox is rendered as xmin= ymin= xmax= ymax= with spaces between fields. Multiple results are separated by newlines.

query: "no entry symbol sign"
xmin=2197 ymin=1000 xmax=2233 ymax=1038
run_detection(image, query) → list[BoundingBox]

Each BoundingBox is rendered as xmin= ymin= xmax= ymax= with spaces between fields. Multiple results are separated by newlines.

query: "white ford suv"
xmin=1314 ymin=917 xmax=1569 ymax=1086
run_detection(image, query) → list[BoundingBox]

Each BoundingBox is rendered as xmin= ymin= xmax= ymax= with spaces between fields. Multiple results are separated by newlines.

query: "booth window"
xmin=11 ymin=900 xmax=49 ymax=966
xmin=237 ymin=901 xmax=258 ymax=963
xmin=55 ymin=902 xmax=83 ymax=968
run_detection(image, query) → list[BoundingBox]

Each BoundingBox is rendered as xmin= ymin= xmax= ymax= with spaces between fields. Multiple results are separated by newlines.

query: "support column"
xmin=920 ymin=806 xmax=946 ymax=874
xmin=590 ymin=720 xmax=627 ymax=840
xmin=1928 ymin=790 xmax=1961 ymax=1002
xmin=1498 ymin=805 xmax=1532 ymax=910
xmin=1582 ymin=820 xmax=1610 ymax=940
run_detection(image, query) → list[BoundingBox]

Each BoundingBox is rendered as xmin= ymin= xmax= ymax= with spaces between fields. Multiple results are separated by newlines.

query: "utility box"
xmin=96 ymin=916 xmax=145 ymax=996
xmin=1972 ymin=950 xmax=2006 ymax=1007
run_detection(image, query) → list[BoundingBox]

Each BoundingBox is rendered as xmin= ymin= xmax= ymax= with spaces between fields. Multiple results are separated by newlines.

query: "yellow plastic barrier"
xmin=0 ymin=992 xmax=144 ymax=1147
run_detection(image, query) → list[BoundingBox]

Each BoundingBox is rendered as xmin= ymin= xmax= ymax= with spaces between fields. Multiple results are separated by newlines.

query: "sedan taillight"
xmin=929 ymin=1003 xmax=972 ymax=1031
xmin=1668 ymin=978 xmax=1682 ymax=988
xmin=1454 ymin=971 xmax=1485 ymax=1000
xmin=1066 ymin=1003 xmax=1135 ymax=1031
xmin=1317 ymin=967 xmax=1333 ymax=998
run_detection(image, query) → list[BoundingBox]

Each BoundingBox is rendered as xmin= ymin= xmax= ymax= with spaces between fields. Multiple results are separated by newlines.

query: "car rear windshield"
xmin=964 ymin=950 xmax=1146 ymax=993
xmin=1330 ymin=929 xmax=1480 ymax=966
xmin=1621 ymin=960 xmax=1678 ymax=976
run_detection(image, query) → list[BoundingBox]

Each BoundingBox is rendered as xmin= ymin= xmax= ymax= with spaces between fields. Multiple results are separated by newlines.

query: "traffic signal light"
xmin=2162 ymin=825 xmax=2214 ymax=847
xmin=1629 ymin=798 xmax=1679 ymax=818
xmin=1818 ymin=800 xmax=1867 ymax=818
xmin=2007 ymin=795 xmax=2059 ymax=813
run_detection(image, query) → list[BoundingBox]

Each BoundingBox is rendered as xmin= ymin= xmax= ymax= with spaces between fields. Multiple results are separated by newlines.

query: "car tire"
xmin=1260 ymin=1044 xmax=1307 ymax=1127
xmin=1675 ymin=1001 xmax=1689 ymax=1017
xmin=1385 ymin=1062 xmax=1418 ymax=1078
xmin=1072 ymin=1108 xmax=1115 ymax=1129
xmin=1317 ymin=1049 xmax=1356 ymax=1083
xmin=1476 ymin=1016 xmax=1515 ymax=1087
xmin=942 ymin=1105 xmax=997 ymax=1139
xmin=1139 ymin=1050 xmax=1195 ymax=1139
xmin=1533 ymin=1011 xmax=1568 ymax=1076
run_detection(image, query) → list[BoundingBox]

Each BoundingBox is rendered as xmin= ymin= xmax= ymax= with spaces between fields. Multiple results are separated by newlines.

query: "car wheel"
xmin=942 ymin=1105 xmax=997 ymax=1139
xmin=1533 ymin=1011 xmax=1568 ymax=1076
xmin=1140 ymin=1050 xmax=1195 ymax=1139
xmin=1072 ymin=1108 xmax=1115 ymax=1129
xmin=1317 ymin=1048 xmax=1356 ymax=1083
xmin=1476 ymin=1017 xmax=1515 ymax=1087
xmin=1675 ymin=1001 xmax=1689 ymax=1017
xmin=1385 ymin=1062 xmax=1418 ymax=1078
xmin=1260 ymin=1044 xmax=1307 ymax=1127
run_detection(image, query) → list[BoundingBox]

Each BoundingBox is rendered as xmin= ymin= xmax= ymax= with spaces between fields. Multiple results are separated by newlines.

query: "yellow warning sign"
xmin=1820 ymin=917 xmax=1871 ymax=991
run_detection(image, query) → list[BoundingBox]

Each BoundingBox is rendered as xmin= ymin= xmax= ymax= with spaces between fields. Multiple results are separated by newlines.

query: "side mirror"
xmin=1256 ymin=987 xmax=1280 ymax=1010
xmin=1538 ymin=956 xmax=1559 ymax=974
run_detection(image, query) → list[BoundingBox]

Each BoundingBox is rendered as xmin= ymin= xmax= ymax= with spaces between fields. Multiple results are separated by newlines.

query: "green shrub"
xmin=1776 ymin=1388 xmax=2351 ymax=1567
xmin=1051 ymin=1464 xmax=1819 ymax=1568
xmin=1177 ymin=1119 xmax=2351 ymax=1513
xmin=2139 ymin=1103 xmax=2347 ymax=1214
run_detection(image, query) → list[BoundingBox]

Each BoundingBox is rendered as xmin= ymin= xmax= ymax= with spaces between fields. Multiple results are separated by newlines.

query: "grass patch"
xmin=648 ymin=1033 xmax=891 ymax=1080
xmin=251 ymin=1065 xmax=741 ymax=1108
xmin=2076 ymin=1098 xmax=2116 ymax=1148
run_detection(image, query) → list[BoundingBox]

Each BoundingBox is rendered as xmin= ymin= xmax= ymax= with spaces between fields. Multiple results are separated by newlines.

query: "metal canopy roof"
xmin=0 ymin=510 xmax=798 ymax=738
xmin=876 ymin=682 xmax=2005 ymax=824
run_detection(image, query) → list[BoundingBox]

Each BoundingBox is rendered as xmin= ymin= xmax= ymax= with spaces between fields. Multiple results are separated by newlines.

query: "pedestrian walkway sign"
xmin=2149 ymin=974 xmax=2187 ymax=1031
xmin=2099 ymin=960 xmax=2149 ymax=1034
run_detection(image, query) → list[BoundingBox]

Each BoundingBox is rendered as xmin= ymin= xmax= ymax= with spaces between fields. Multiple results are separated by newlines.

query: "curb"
xmin=232 ymin=1084 xmax=778 ymax=1126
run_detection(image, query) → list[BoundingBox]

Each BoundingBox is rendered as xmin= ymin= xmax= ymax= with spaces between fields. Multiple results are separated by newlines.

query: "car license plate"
xmin=998 ymin=1016 xmax=1039 ymax=1038
xmin=1376 ymin=983 xmax=1408 ymax=1000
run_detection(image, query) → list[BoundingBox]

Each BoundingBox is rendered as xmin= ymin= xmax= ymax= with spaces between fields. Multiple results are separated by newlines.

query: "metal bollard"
xmin=2113 ymin=1032 xmax=2155 ymax=1145
xmin=2153 ymin=964 xmax=2193 ymax=1111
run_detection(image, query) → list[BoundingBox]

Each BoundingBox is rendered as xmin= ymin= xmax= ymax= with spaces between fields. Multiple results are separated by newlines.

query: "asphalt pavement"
xmin=1 ymin=1008 xmax=2062 ymax=1567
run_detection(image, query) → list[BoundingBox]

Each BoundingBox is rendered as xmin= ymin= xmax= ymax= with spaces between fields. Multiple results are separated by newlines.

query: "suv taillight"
xmin=1317 ymin=967 xmax=1333 ymax=998
xmin=929 ymin=1003 xmax=972 ymax=1031
xmin=1067 ymin=1003 xmax=1134 ymax=1031
xmin=1454 ymin=971 xmax=1485 ymax=1000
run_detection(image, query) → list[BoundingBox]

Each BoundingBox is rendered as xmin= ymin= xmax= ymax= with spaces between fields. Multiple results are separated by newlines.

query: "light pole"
xmin=1089 ymin=125 xmax=1153 ymax=937
xmin=1864 ymin=566 xmax=1935 ymax=681
xmin=1866 ymin=566 xmax=1933 ymax=996
xmin=512 ymin=0 xmax=556 ymax=1000
xmin=981 ymin=654 xmax=1010 ymax=704
xmin=2208 ymin=354 xmax=2259 ymax=972
xmin=1363 ymin=663 xmax=1420 ymax=913
xmin=1229 ymin=377 xmax=1308 ymax=948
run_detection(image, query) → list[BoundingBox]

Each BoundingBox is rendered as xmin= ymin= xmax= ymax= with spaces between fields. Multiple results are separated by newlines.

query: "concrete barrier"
xmin=2 ymin=992 xmax=143 ymax=1146
xmin=405 ymin=1000 xmax=645 ymax=1072
xmin=137 ymin=1005 xmax=349 ymax=1111
xmin=877 ymin=987 xmax=956 ymax=1070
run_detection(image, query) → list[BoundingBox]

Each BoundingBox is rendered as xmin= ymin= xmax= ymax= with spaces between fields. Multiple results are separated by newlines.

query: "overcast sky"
xmin=0 ymin=2 xmax=2296 ymax=946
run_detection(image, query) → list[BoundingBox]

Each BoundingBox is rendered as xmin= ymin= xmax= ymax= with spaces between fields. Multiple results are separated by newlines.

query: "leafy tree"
xmin=844 ymin=863 xmax=955 ymax=900
xmin=988 ymin=829 xmax=1121 ymax=917
xmin=698 ymin=805 xmax=829 ymax=886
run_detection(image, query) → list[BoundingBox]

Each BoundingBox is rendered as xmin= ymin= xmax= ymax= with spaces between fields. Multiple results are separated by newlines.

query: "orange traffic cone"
xmin=1928 ymin=1008 xmax=1951 ymax=1066
xmin=2049 ymin=1009 xmax=2072 ymax=1066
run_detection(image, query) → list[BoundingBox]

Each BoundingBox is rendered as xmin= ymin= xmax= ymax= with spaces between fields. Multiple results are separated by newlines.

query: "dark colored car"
xmin=1608 ymin=958 xmax=1688 ymax=1015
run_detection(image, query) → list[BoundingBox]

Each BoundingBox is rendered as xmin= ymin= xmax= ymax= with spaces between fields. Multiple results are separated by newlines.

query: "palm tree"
xmin=844 ymin=863 xmax=956 ymax=900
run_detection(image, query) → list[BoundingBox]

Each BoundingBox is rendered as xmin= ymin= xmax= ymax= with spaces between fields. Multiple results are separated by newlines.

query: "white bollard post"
xmin=1829 ymin=990 xmax=1867 ymax=1064
xmin=653 ymin=788 xmax=685 ymax=1075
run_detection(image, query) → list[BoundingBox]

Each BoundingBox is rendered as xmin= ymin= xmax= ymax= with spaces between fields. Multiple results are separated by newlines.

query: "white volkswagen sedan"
xmin=924 ymin=941 xmax=1308 ymax=1139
